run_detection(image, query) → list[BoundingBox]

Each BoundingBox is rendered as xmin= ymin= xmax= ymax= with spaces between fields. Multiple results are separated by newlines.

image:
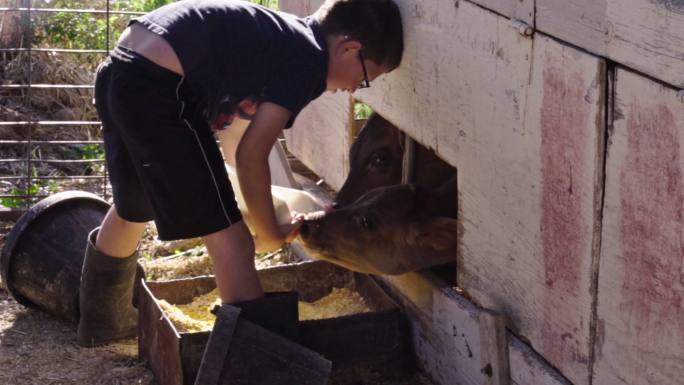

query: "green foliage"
xmin=30 ymin=0 xmax=279 ymax=50
xmin=0 ymin=166 xmax=59 ymax=208
xmin=123 ymin=0 xmax=175 ymax=12
xmin=31 ymin=0 xmax=173 ymax=50
xmin=353 ymin=102 xmax=373 ymax=120
xmin=37 ymin=12 xmax=108 ymax=50
xmin=1 ymin=184 xmax=39 ymax=209
xmin=79 ymin=143 xmax=105 ymax=160
xmin=78 ymin=143 xmax=106 ymax=175
xmin=252 ymin=0 xmax=279 ymax=10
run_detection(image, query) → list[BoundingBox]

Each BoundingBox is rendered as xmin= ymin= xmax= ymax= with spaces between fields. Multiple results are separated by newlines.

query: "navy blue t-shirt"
xmin=131 ymin=0 xmax=328 ymax=128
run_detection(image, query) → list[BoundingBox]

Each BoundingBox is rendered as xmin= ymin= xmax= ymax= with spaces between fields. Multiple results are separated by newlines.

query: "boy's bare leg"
xmin=202 ymin=221 xmax=263 ymax=303
xmin=96 ymin=205 xmax=148 ymax=258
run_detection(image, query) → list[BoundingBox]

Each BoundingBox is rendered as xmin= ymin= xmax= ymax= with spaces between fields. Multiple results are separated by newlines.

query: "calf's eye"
xmin=361 ymin=216 xmax=375 ymax=230
xmin=369 ymin=154 xmax=388 ymax=170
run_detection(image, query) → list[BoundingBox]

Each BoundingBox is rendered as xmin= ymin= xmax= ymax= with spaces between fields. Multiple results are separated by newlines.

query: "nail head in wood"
xmin=511 ymin=19 xmax=534 ymax=37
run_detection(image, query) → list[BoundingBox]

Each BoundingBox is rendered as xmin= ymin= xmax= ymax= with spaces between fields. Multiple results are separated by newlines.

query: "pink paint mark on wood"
xmin=539 ymin=65 xmax=591 ymax=370
xmin=619 ymin=103 xmax=684 ymax=351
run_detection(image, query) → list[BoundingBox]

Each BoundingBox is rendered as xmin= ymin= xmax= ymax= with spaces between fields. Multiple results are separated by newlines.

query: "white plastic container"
xmin=225 ymin=165 xmax=324 ymax=236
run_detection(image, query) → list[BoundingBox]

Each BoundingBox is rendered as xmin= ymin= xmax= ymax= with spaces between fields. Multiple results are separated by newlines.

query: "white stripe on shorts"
xmin=183 ymin=119 xmax=233 ymax=226
xmin=177 ymin=79 xmax=233 ymax=227
xmin=176 ymin=77 xmax=186 ymax=120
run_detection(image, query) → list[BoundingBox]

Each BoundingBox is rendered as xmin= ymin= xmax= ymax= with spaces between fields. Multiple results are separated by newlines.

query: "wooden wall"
xmin=283 ymin=91 xmax=351 ymax=190
xmin=280 ymin=0 xmax=684 ymax=384
xmin=594 ymin=68 xmax=684 ymax=385
xmin=462 ymin=0 xmax=684 ymax=88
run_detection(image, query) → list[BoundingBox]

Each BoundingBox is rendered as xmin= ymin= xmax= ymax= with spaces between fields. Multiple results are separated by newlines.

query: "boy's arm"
xmin=235 ymin=101 xmax=295 ymax=252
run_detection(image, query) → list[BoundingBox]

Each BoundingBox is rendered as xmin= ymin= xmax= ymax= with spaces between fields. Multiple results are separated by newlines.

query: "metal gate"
xmin=0 ymin=0 xmax=149 ymax=220
xmin=0 ymin=0 xmax=280 ymax=221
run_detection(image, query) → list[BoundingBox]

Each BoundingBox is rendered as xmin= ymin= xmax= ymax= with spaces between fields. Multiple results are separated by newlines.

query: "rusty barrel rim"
xmin=0 ymin=190 xmax=110 ymax=308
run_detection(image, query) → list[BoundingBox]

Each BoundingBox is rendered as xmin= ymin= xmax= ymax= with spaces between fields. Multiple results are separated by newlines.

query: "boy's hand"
xmin=254 ymin=219 xmax=303 ymax=253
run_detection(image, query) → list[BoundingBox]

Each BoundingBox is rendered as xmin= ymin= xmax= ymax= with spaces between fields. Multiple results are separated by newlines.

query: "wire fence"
xmin=0 ymin=0 xmax=143 ymax=219
xmin=0 ymin=0 xmax=280 ymax=220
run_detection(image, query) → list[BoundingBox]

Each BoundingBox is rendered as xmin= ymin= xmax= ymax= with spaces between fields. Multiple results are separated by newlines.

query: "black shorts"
xmin=94 ymin=46 xmax=242 ymax=240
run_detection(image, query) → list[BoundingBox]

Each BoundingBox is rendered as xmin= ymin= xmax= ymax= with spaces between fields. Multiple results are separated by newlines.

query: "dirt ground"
xmin=0 ymin=289 xmax=152 ymax=385
xmin=0 ymin=221 xmax=159 ymax=385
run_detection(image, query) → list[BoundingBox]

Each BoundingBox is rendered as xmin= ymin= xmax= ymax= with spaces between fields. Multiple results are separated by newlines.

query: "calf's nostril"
xmin=299 ymin=221 xmax=310 ymax=236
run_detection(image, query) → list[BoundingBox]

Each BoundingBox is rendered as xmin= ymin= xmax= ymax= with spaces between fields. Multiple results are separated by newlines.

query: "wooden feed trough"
xmin=138 ymin=260 xmax=416 ymax=385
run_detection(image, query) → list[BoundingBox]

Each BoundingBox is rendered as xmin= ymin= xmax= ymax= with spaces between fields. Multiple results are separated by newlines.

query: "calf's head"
xmin=298 ymin=182 xmax=458 ymax=275
xmin=335 ymin=113 xmax=457 ymax=208
xmin=335 ymin=114 xmax=404 ymax=207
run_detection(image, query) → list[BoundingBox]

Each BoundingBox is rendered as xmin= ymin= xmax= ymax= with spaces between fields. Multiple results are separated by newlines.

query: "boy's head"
xmin=314 ymin=0 xmax=404 ymax=92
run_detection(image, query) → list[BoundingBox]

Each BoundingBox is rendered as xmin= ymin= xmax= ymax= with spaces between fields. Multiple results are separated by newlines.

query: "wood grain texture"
xmin=468 ymin=0 xmax=535 ymax=25
xmin=594 ymin=68 xmax=684 ymax=385
xmin=279 ymin=0 xmax=318 ymax=15
xmin=356 ymin=0 xmax=532 ymax=169
xmin=379 ymin=272 xmax=509 ymax=385
xmin=508 ymin=334 xmax=572 ymax=385
xmin=280 ymin=0 xmax=349 ymax=190
xmin=282 ymin=92 xmax=352 ymax=191
xmin=537 ymin=0 xmax=684 ymax=88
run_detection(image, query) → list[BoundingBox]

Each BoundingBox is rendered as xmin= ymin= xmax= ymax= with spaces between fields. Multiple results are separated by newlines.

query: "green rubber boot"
xmin=77 ymin=227 xmax=140 ymax=347
xmin=229 ymin=291 xmax=301 ymax=342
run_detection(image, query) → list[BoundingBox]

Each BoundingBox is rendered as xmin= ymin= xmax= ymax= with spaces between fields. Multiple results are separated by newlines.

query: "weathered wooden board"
xmin=217 ymin=119 xmax=298 ymax=188
xmin=282 ymin=92 xmax=352 ymax=191
xmin=508 ymin=334 xmax=572 ymax=385
xmin=378 ymin=272 xmax=509 ymax=385
xmin=535 ymin=0 xmax=610 ymax=56
xmin=356 ymin=0 xmax=533 ymax=168
xmin=537 ymin=0 xmax=684 ymax=88
xmin=358 ymin=2 xmax=605 ymax=384
xmin=268 ymin=140 xmax=298 ymax=188
xmin=467 ymin=0 xmax=535 ymax=25
xmin=279 ymin=0 xmax=323 ymax=17
xmin=458 ymin=33 xmax=603 ymax=385
xmin=594 ymin=69 xmax=684 ymax=385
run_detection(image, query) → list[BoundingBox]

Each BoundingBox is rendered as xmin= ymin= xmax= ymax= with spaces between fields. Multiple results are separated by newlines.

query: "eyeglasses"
xmin=358 ymin=51 xmax=370 ymax=89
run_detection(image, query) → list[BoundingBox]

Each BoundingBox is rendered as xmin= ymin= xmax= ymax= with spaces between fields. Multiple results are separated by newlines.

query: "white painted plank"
xmin=356 ymin=0 xmax=533 ymax=169
xmin=215 ymin=118 xmax=297 ymax=188
xmin=268 ymin=140 xmax=299 ymax=188
xmin=282 ymin=92 xmax=352 ymax=191
xmin=594 ymin=69 xmax=684 ymax=385
xmin=508 ymin=334 xmax=572 ymax=385
xmin=379 ymin=272 xmax=509 ymax=385
xmin=536 ymin=0 xmax=609 ymax=56
xmin=467 ymin=0 xmax=534 ymax=25
xmin=279 ymin=0 xmax=317 ymax=16
xmin=455 ymin=34 xmax=603 ymax=385
xmin=537 ymin=0 xmax=684 ymax=88
xmin=359 ymin=2 xmax=604 ymax=384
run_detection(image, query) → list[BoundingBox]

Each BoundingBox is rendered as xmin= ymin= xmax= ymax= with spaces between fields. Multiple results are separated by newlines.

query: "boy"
xmin=78 ymin=0 xmax=403 ymax=346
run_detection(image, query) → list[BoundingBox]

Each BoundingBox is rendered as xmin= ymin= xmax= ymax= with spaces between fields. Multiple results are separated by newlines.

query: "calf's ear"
xmin=405 ymin=217 xmax=459 ymax=250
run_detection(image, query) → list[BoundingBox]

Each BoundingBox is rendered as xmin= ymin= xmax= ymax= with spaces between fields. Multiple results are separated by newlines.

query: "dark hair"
xmin=315 ymin=0 xmax=404 ymax=71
